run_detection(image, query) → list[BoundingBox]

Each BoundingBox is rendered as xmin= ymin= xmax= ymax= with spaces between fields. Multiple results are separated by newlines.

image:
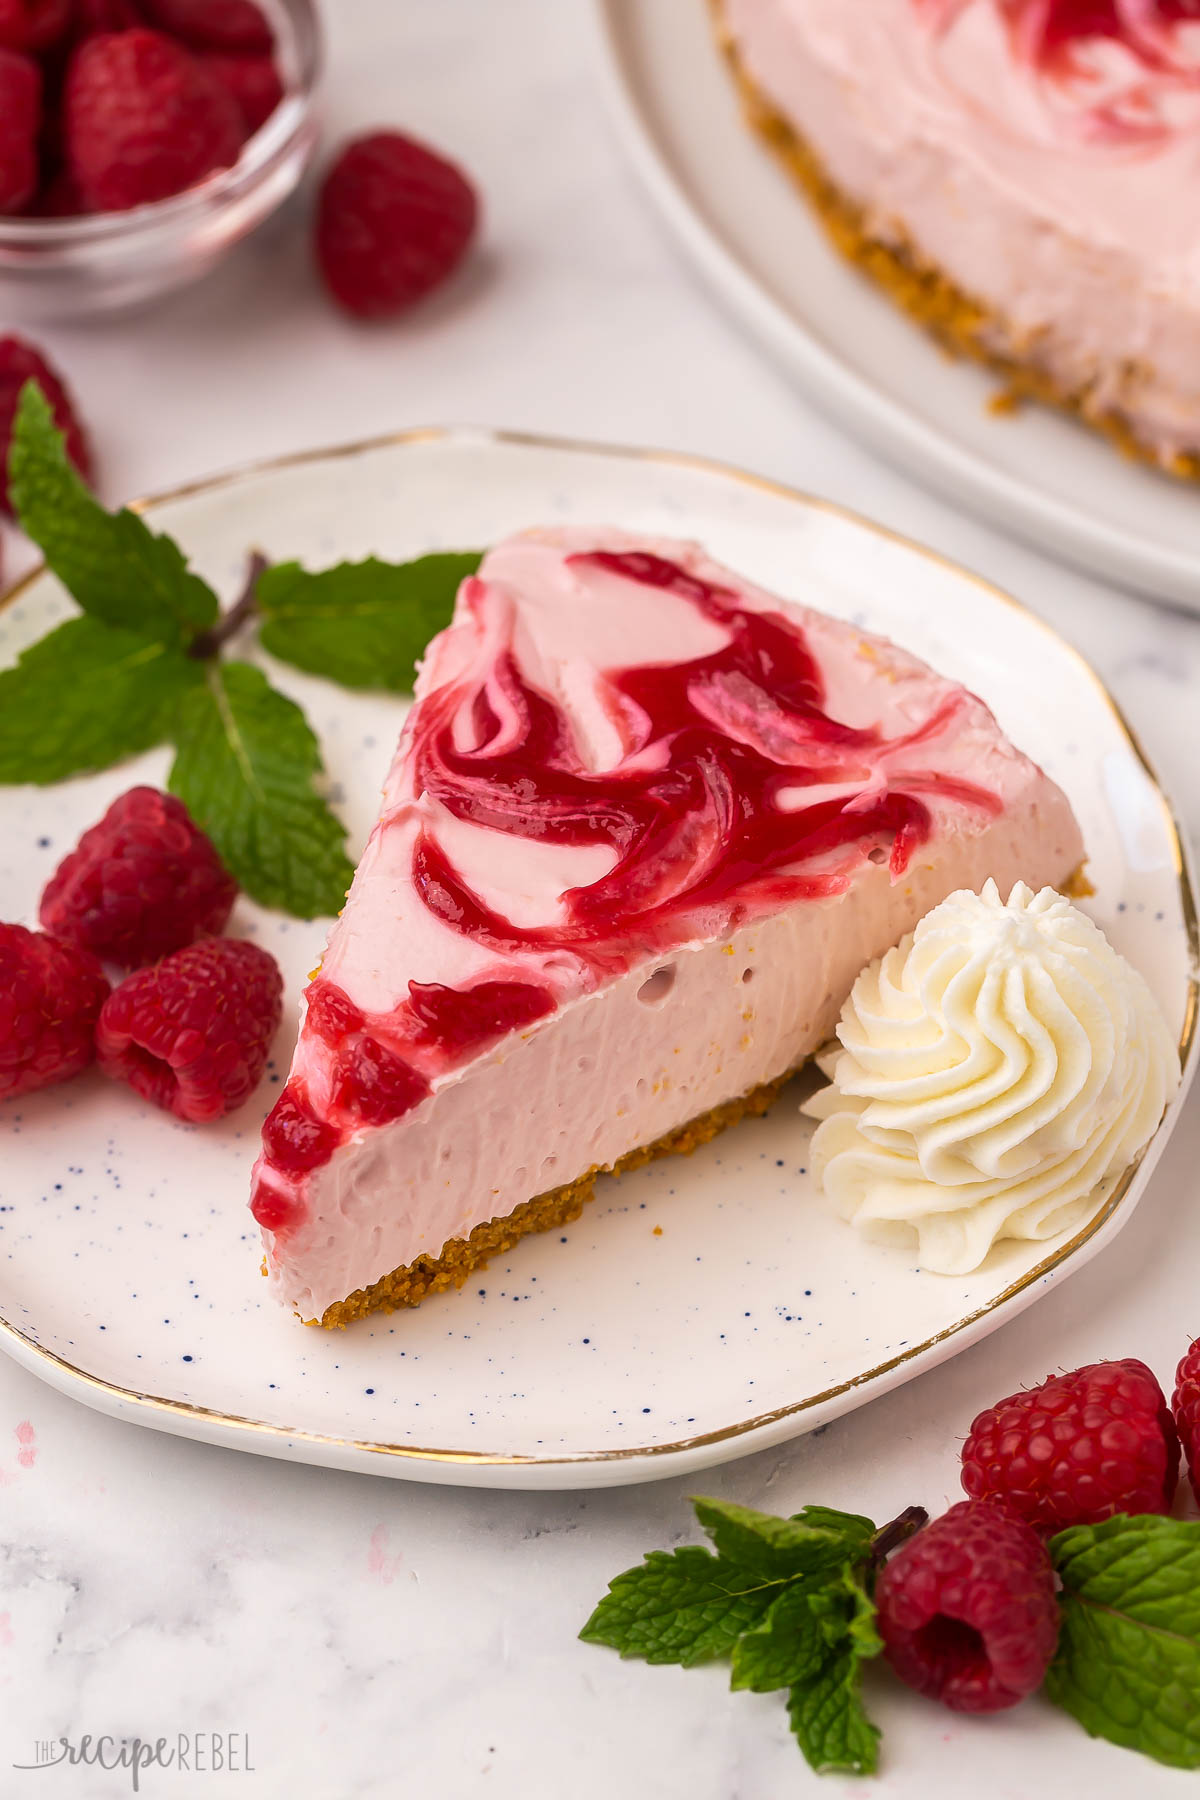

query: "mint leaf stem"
xmin=870 ymin=1505 xmax=928 ymax=1566
xmin=188 ymin=551 xmax=269 ymax=662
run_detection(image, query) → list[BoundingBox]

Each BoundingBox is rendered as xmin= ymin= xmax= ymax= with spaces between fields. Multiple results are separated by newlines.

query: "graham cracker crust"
xmin=711 ymin=3 xmax=1200 ymax=482
xmin=315 ymin=1071 xmax=791 ymax=1328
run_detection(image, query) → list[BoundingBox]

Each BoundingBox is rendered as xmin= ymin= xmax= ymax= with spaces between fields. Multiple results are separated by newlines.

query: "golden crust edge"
xmin=313 ymin=1071 xmax=792 ymax=1329
xmin=311 ymin=849 xmax=1090 ymax=1331
xmin=709 ymin=0 xmax=1200 ymax=483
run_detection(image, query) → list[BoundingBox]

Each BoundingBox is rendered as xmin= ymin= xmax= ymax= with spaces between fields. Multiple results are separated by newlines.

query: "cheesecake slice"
xmin=717 ymin=0 xmax=1200 ymax=475
xmin=250 ymin=528 xmax=1084 ymax=1325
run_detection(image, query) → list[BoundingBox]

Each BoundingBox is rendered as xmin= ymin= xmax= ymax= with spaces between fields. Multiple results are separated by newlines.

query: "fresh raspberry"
xmin=75 ymin=0 xmax=142 ymax=34
xmin=315 ymin=131 xmax=479 ymax=320
xmin=0 ymin=0 xmax=72 ymax=52
xmin=0 ymin=922 xmax=109 ymax=1100
xmin=39 ymin=786 xmax=237 ymax=968
xmin=1172 ymin=1339 xmax=1200 ymax=1507
xmin=0 ymin=49 xmax=40 ymax=214
xmin=259 ymin=1082 xmax=339 ymax=1177
xmin=64 ymin=28 xmax=242 ymax=212
xmin=26 ymin=164 xmax=83 ymax=216
xmin=96 ymin=937 xmax=282 ymax=1123
xmin=198 ymin=50 xmax=281 ymax=136
xmin=875 ymin=1500 xmax=1059 ymax=1713
xmin=140 ymin=0 xmax=271 ymax=53
xmin=961 ymin=1359 xmax=1179 ymax=1532
xmin=0 ymin=335 xmax=92 ymax=513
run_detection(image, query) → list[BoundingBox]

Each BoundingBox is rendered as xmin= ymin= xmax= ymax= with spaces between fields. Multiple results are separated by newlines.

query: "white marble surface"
xmin=1 ymin=2 xmax=1198 ymax=1795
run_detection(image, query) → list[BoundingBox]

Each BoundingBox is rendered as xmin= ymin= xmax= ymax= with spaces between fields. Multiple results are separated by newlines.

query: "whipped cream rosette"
xmin=804 ymin=880 xmax=1181 ymax=1274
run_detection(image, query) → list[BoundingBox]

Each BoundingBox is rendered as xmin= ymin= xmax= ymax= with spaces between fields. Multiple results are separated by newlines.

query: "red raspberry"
xmin=26 ymin=165 xmax=84 ymax=216
xmin=259 ymin=1082 xmax=339 ymax=1177
xmin=1172 ymin=1338 xmax=1200 ymax=1507
xmin=0 ymin=0 xmax=72 ymax=52
xmin=961 ymin=1359 xmax=1179 ymax=1532
xmin=198 ymin=50 xmax=281 ymax=136
xmin=0 ymin=923 xmax=109 ymax=1099
xmin=75 ymin=0 xmax=143 ymax=34
xmin=875 ymin=1500 xmax=1059 ymax=1713
xmin=0 ymin=335 xmax=92 ymax=513
xmin=96 ymin=937 xmax=282 ymax=1123
xmin=64 ymin=28 xmax=242 ymax=212
xmin=140 ymin=0 xmax=271 ymax=53
xmin=39 ymin=786 xmax=237 ymax=968
xmin=315 ymin=131 xmax=479 ymax=321
xmin=0 ymin=49 xmax=40 ymax=214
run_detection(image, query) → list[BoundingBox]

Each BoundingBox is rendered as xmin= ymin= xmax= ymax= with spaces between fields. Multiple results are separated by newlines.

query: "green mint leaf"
xmin=257 ymin=551 xmax=483 ymax=693
xmin=1045 ymin=1514 xmax=1200 ymax=1770
xmin=730 ymin=1581 xmax=840 ymax=1694
xmin=579 ymin=1546 xmax=782 ymax=1668
xmin=692 ymin=1497 xmax=874 ymax=1583
xmin=169 ymin=660 xmax=354 ymax=919
xmin=10 ymin=382 xmax=219 ymax=645
xmin=732 ymin=1558 xmax=882 ymax=1694
xmin=789 ymin=1505 xmax=876 ymax=1546
xmin=0 ymin=617 xmax=201 ymax=785
xmin=786 ymin=1569 xmax=882 ymax=1777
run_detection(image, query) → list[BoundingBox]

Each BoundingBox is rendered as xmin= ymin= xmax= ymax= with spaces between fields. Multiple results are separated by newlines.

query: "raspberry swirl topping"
xmin=914 ymin=0 xmax=1200 ymax=143
xmin=254 ymin=533 xmax=1006 ymax=1212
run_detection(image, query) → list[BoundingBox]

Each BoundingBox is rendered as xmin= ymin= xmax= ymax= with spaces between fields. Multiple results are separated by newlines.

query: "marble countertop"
xmin=2 ymin=3 xmax=1198 ymax=1796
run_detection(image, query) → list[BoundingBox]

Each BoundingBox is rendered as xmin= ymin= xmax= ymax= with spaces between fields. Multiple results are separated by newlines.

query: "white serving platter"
xmin=0 ymin=428 xmax=1194 ymax=1488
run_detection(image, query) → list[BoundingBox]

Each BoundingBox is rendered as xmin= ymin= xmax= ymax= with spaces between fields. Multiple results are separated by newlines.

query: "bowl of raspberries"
xmin=0 ymin=0 xmax=322 ymax=318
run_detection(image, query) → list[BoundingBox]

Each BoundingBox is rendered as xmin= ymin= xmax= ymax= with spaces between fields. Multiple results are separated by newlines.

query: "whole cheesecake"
xmin=716 ymin=0 xmax=1200 ymax=475
xmin=250 ymin=529 xmax=1085 ymax=1326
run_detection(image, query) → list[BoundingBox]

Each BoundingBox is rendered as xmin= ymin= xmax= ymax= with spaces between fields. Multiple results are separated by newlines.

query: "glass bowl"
xmin=0 ymin=0 xmax=323 ymax=322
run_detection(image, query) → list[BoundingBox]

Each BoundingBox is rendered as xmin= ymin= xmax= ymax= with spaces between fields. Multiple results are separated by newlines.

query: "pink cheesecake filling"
xmin=723 ymin=0 xmax=1200 ymax=462
xmin=251 ymin=529 xmax=1084 ymax=1320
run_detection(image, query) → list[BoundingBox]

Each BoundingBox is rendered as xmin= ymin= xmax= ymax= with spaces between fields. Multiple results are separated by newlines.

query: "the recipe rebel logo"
xmin=12 ymin=1734 xmax=256 ymax=1791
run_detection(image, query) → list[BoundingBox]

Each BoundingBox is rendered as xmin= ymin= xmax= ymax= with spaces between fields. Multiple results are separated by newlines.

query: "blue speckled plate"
xmin=0 ymin=431 xmax=1195 ymax=1490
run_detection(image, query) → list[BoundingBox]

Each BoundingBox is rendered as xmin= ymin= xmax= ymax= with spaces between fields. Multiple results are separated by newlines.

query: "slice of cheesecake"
xmin=250 ymin=528 xmax=1085 ymax=1325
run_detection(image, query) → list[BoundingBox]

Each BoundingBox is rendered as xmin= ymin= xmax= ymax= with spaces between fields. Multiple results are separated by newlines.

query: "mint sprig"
xmin=1 ymin=382 xmax=479 ymax=920
xmin=1046 ymin=1514 xmax=1200 ymax=1770
xmin=9 ymin=384 xmax=219 ymax=643
xmin=170 ymin=662 xmax=355 ymax=921
xmin=581 ymin=1497 xmax=920 ymax=1777
xmin=258 ymin=551 xmax=482 ymax=691
xmin=0 ymin=617 xmax=202 ymax=784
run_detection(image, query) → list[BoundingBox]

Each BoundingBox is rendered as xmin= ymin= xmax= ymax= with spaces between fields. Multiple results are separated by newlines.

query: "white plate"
xmin=0 ymin=430 xmax=1195 ymax=1490
xmin=591 ymin=0 xmax=1200 ymax=613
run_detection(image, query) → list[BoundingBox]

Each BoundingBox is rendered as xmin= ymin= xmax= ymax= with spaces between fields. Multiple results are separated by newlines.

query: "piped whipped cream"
xmin=803 ymin=880 xmax=1180 ymax=1274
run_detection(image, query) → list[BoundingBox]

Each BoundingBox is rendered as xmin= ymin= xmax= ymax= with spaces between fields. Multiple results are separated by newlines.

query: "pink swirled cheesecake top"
xmin=914 ymin=0 xmax=1200 ymax=143
xmin=249 ymin=528 xmax=1059 ymax=1235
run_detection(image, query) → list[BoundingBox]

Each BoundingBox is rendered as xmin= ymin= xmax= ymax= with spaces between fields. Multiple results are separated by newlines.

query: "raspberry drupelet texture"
xmin=0 ymin=923 xmax=109 ymax=1100
xmin=0 ymin=0 xmax=71 ymax=54
xmin=141 ymin=0 xmax=274 ymax=54
xmin=0 ymin=48 xmax=41 ymax=214
xmin=0 ymin=335 xmax=92 ymax=511
xmin=65 ymin=28 xmax=244 ymax=212
xmin=961 ymin=1359 xmax=1180 ymax=1532
xmin=40 ymin=786 xmax=237 ymax=969
xmin=875 ymin=1500 xmax=1059 ymax=1714
xmin=1172 ymin=1338 xmax=1200 ymax=1507
xmin=96 ymin=937 xmax=282 ymax=1123
xmin=315 ymin=131 xmax=479 ymax=320
xmin=199 ymin=50 xmax=282 ymax=135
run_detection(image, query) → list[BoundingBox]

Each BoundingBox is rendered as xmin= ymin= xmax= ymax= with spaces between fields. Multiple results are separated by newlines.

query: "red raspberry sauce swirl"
xmin=254 ymin=549 xmax=1000 ymax=1209
xmin=411 ymin=551 xmax=997 ymax=966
